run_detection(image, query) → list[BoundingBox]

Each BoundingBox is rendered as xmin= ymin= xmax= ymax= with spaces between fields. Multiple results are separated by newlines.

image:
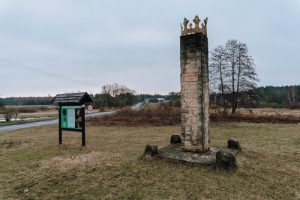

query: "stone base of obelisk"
xmin=157 ymin=144 xmax=239 ymax=166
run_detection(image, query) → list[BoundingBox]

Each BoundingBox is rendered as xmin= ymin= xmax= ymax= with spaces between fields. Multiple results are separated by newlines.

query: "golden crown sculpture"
xmin=181 ymin=15 xmax=208 ymax=36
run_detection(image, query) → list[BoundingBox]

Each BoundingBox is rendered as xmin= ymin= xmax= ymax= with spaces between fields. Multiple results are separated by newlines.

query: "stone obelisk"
xmin=180 ymin=16 xmax=210 ymax=152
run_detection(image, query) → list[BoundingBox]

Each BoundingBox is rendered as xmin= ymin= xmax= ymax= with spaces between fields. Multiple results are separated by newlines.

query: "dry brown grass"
xmin=237 ymin=108 xmax=300 ymax=117
xmin=92 ymin=104 xmax=181 ymax=126
xmin=40 ymin=151 xmax=122 ymax=173
xmin=210 ymin=108 xmax=300 ymax=123
xmin=94 ymin=106 xmax=300 ymax=125
xmin=0 ymin=123 xmax=299 ymax=199
xmin=210 ymin=112 xmax=300 ymax=123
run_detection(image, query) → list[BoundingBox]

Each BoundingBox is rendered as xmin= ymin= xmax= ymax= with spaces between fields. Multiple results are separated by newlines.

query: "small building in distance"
xmin=144 ymin=97 xmax=166 ymax=104
xmin=157 ymin=98 xmax=166 ymax=103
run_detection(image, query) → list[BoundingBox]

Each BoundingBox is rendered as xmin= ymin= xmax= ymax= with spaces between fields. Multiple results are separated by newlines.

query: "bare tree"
xmin=3 ymin=107 xmax=14 ymax=122
xmin=101 ymin=83 xmax=136 ymax=108
xmin=210 ymin=39 xmax=258 ymax=114
xmin=209 ymin=45 xmax=229 ymax=111
xmin=102 ymin=83 xmax=136 ymax=97
xmin=234 ymin=41 xmax=258 ymax=113
xmin=13 ymin=108 xmax=20 ymax=120
xmin=287 ymin=86 xmax=297 ymax=109
xmin=0 ymin=99 xmax=3 ymax=108
xmin=225 ymin=40 xmax=238 ymax=114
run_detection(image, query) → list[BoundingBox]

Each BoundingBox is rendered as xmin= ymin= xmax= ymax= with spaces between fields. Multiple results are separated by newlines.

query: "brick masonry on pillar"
xmin=180 ymin=16 xmax=210 ymax=152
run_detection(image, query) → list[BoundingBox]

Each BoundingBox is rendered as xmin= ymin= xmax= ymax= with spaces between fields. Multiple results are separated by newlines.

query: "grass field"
xmin=0 ymin=123 xmax=299 ymax=199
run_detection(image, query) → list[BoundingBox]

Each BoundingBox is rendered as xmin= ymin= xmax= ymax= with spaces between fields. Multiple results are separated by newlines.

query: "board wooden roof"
xmin=51 ymin=92 xmax=93 ymax=105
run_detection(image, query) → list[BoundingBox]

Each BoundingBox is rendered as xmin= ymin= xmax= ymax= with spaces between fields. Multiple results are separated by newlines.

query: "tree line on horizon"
xmin=0 ymin=85 xmax=299 ymax=109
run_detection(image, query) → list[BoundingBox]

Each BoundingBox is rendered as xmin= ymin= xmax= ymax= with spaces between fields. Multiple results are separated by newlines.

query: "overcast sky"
xmin=0 ymin=0 xmax=299 ymax=97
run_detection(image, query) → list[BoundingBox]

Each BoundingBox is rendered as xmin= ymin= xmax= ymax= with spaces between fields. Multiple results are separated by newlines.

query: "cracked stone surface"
xmin=157 ymin=144 xmax=239 ymax=165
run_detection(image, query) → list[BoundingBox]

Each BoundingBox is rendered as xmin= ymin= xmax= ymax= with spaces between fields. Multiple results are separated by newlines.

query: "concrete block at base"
xmin=170 ymin=135 xmax=182 ymax=144
xmin=228 ymin=138 xmax=241 ymax=150
xmin=216 ymin=150 xmax=237 ymax=170
xmin=157 ymin=144 xmax=239 ymax=166
xmin=144 ymin=144 xmax=158 ymax=156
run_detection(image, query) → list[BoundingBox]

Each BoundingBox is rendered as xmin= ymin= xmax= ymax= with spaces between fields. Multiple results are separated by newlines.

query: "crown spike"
xmin=181 ymin=15 xmax=208 ymax=36
xmin=183 ymin=18 xmax=189 ymax=32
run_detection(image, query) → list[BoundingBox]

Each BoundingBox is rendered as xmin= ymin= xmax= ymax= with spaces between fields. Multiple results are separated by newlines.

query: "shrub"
xmin=2 ymin=107 xmax=14 ymax=122
xmin=17 ymin=107 xmax=39 ymax=113
xmin=92 ymin=103 xmax=181 ymax=126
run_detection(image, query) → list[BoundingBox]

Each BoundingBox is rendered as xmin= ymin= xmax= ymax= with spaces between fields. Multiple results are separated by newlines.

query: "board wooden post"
xmin=59 ymin=105 xmax=62 ymax=144
xmin=82 ymin=105 xmax=86 ymax=146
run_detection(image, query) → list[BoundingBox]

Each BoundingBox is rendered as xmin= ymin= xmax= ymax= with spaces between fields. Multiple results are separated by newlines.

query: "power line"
xmin=0 ymin=56 xmax=99 ymax=87
xmin=0 ymin=56 xmax=172 ymax=93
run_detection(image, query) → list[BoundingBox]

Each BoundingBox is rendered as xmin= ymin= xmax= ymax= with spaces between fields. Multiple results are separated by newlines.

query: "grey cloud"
xmin=0 ymin=0 xmax=299 ymax=97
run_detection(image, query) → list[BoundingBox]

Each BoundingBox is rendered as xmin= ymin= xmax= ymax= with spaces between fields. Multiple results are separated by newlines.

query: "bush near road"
xmin=92 ymin=103 xmax=181 ymax=126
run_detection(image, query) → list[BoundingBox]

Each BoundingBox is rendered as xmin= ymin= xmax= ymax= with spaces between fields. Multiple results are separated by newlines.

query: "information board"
xmin=61 ymin=106 xmax=83 ymax=130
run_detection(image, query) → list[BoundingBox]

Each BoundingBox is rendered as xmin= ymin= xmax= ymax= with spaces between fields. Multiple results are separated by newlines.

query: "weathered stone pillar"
xmin=180 ymin=16 xmax=210 ymax=152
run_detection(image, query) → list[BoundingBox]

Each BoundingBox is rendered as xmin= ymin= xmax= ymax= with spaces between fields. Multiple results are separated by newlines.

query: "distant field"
xmin=0 ymin=105 xmax=57 ymax=119
xmin=235 ymin=108 xmax=300 ymax=117
xmin=0 ymin=123 xmax=299 ymax=199
xmin=0 ymin=118 xmax=54 ymax=127
xmin=1 ymin=106 xmax=300 ymax=122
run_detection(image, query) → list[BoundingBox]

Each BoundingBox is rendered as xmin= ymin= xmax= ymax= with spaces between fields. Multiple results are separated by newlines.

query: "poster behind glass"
xmin=61 ymin=106 xmax=83 ymax=130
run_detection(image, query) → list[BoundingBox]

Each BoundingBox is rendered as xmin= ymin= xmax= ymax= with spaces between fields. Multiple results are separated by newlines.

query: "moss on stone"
xmin=216 ymin=150 xmax=237 ymax=170
xmin=144 ymin=144 xmax=158 ymax=156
